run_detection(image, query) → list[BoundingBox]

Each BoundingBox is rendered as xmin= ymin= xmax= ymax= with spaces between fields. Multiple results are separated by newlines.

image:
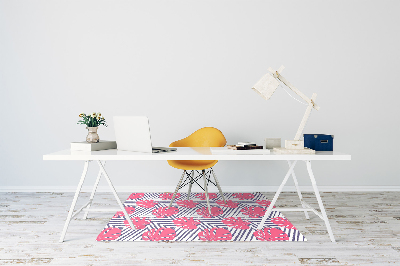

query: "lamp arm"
xmin=294 ymin=93 xmax=317 ymax=140
xmin=273 ymin=72 xmax=320 ymax=111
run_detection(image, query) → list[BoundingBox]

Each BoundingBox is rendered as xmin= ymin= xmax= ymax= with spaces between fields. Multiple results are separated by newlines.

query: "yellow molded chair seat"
xmin=167 ymin=127 xmax=226 ymax=170
xmin=167 ymin=127 xmax=227 ymax=212
xmin=168 ymin=160 xmax=217 ymax=171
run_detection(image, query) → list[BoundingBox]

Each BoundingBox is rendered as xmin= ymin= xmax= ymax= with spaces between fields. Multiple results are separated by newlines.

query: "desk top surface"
xmin=43 ymin=147 xmax=351 ymax=161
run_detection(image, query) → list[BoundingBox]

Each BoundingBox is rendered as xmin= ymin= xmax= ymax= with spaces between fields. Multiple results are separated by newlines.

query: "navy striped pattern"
xmin=97 ymin=192 xmax=307 ymax=242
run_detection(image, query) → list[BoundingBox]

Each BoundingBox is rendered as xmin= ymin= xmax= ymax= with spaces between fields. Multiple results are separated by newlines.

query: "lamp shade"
xmin=251 ymin=73 xmax=280 ymax=101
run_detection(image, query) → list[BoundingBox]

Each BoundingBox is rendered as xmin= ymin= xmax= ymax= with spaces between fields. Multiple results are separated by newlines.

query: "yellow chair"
xmin=167 ymin=127 xmax=227 ymax=213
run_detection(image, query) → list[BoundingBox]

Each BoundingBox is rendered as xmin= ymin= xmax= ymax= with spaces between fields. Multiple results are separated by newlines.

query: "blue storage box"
xmin=304 ymin=134 xmax=334 ymax=151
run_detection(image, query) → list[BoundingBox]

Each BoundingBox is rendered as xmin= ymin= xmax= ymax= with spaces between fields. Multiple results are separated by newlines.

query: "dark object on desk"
xmin=236 ymin=146 xmax=263 ymax=150
xmin=152 ymin=147 xmax=177 ymax=153
xmin=227 ymin=145 xmax=263 ymax=150
xmin=237 ymin=142 xmax=256 ymax=147
xmin=304 ymin=134 xmax=334 ymax=151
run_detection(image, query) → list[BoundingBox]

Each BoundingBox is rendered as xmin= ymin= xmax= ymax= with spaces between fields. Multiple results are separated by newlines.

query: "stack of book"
xmin=70 ymin=140 xmax=117 ymax=151
xmin=227 ymin=142 xmax=263 ymax=150
xmin=211 ymin=142 xmax=270 ymax=155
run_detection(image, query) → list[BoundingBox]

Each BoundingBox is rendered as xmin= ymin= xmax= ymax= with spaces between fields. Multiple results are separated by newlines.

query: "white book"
xmin=211 ymin=147 xmax=270 ymax=155
xmin=70 ymin=140 xmax=117 ymax=151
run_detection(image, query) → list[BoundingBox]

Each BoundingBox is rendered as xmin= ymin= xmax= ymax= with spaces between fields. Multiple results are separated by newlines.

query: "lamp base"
xmin=273 ymin=147 xmax=315 ymax=154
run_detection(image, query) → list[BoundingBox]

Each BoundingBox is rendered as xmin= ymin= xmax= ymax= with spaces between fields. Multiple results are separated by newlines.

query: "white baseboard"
xmin=1 ymin=186 xmax=400 ymax=193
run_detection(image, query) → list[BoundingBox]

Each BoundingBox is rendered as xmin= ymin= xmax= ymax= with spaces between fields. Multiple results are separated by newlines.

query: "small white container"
xmin=285 ymin=140 xmax=304 ymax=150
xmin=265 ymin=138 xmax=281 ymax=149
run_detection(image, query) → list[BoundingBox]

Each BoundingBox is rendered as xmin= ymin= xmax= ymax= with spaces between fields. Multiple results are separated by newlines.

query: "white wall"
xmin=1 ymin=0 xmax=399 ymax=190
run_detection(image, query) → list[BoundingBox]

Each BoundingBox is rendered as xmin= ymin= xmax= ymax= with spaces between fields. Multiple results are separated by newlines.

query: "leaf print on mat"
xmin=142 ymin=228 xmax=176 ymax=241
xmin=253 ymin=227 xmax=289 ymax=241
xmin=96 ymin=227 xmax=121 ymax=241
xmin=240 ymin=206 xmax=266 ymax=218
xmin=113 ymin=206 xmax=136 ymax=218
xmin=222 ymin=217 xmax=251 ymax=229
xmin=196 ymin=207 xmax=223 ymax=218
xmin=128 ymin=193 xmax=144 ymax=200
xmin=216 ymin=200 xmax=239 ymax=208
xmin=232 ymin=193 xmax=255 ymax=200
xmin=198 ymin=228 xmax=232 ymax=241
xmin=196 ymin=193 xmax=217 ymax=200
xmin=159 ymin=193 xmax=180 ymax=200
xmin=173 ymin=217 xmax=200 ymax=229
xmin=136 ymin=200 xmax=158 ymax=208
xmin=152 ymin=207 xmax=179 ymax=218
xmin=271 ymin=217 xmax=296 ymax=229
xmin=256 ymin=200 xmax=276 ymax=208
xmin=176 ymin=200 xmax=198 ymax=208
xmin=124 ymin=217 xmax=151 ymax=229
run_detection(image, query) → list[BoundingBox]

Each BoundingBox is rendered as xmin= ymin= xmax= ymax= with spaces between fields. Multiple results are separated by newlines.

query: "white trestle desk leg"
xmin=211 ymin=168 xmax=226 ymax=203
xmin=97 ymin=160 xmax=135 ymax=231
xmin=59 ymin=160 xmax=90 ymax=242
xmin=83 ymin=161 xmax=106 ymax=219
xmin=257 ymin=160 xmax=297 ymax=230
xmin=187 ymin=171 xmax=193 ymax=200
xmin=306 ymin=160 xmax=336 ymax=242
xmin=169 ymin=171 xmax=186 ymax=208
xmin=203 ymin=170 xmax=212 ymax=215
xmin=288 ymin=160 xmax=310 ymax=220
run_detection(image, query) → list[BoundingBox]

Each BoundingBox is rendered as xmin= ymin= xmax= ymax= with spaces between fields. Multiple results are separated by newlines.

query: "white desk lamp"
xmin=252 ymin=66 xmax=319 ymax=154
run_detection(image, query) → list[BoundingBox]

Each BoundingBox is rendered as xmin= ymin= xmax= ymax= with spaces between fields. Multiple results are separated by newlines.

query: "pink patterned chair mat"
xmin=96 ymin=192 xmax=307 ymax=242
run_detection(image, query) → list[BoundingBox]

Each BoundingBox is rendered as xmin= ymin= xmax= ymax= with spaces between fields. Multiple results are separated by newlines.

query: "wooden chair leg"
xmin=187 ymin=170 xmax=194 ymax=200
xmin=203 ymin=169 xmax=212 ymax=215
xmin=211 ymin=168 xmax=226 ymax=203
xmin=169 ymin=170 xmax=186 ymax=208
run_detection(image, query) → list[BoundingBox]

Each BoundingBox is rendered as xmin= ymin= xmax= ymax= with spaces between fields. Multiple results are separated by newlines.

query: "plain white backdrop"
xmin=0 ymin=0 xmax=399 ymax=190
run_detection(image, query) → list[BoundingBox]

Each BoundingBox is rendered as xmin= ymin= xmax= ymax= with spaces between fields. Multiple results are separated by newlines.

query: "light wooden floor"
xmin=0 ymin=191 xmax=399 ymax=265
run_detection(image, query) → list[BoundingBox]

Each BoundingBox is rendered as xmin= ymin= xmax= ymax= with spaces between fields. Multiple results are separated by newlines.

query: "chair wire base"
xmin=178 ymin=169 xmax=216 ymax=191
xmin=169 ymin=167 xmax=226 ymax=212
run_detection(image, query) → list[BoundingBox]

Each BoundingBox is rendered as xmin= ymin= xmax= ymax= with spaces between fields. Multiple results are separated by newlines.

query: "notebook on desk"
xmin=113 ymin=116 xmax=176 ymax=153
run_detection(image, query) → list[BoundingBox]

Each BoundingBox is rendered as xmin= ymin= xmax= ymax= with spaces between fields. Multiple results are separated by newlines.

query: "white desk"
xmin=43 ymin=148 xmax=351 ymax=242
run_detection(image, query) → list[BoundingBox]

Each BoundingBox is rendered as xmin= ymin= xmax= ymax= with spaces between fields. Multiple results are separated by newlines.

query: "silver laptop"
xmin=113 ymin=116 xmax=176 ymax=153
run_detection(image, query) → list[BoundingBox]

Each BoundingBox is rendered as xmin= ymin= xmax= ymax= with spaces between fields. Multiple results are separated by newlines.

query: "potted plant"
xmin=77 ymin=112 xmax=107 ymax=143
